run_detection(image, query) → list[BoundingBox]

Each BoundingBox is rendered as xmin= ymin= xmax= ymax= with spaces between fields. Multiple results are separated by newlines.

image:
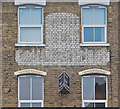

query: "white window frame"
xmin=82 ymin=75 xmax=108 ymax=107
xmin=81 ymin=5 xmax=107 ymax=44
xmin=18 ymin=6 xmax=43 ymax=44
xmin=18 ymin=75 xmax=44 ymax=107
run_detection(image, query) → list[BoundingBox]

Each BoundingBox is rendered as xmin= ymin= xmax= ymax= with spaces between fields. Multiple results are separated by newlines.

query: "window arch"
xmin=78 ymin=68 xmax=110 ymax=75
xmin=14 ymin=69 xmax=47 ymax=76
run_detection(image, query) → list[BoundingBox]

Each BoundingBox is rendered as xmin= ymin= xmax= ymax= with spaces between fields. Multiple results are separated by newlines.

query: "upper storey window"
xmin=81 ymin=6 xmax=107 ymax=43
xmin=18 ymin=7 xmax=43 ymax=43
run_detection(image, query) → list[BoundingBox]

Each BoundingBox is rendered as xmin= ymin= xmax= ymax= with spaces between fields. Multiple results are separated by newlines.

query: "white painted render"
xmin=78 ymin=0 xmax=110 ymax=5
xmin=14 ymin=0 xmax=46 ymax=5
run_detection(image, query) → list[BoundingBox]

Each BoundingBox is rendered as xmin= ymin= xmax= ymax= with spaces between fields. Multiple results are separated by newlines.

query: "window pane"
xmin=19 ymin=8 xmax=30 ymax=25
xmin=84 ymin=103 xmax=94 ymax=107
xmin=20 ymin=27 xmax=41 ymax=42
xmin=95 ymin=103 xmax=105 ymax=107
xmin=32 ymin=77 xmax=43 ymax=100
xmin=82 ymin=8 xmax=106 ymax=25
xmin=84 ymin=27 xmax=105 ymax=42
xmin=32 ymin=103 xmax=42 ymax=107
xmin=84 ymin=27 xmax=94 ymax=42
xmin=19 ymin=77 xmax=30 ymax=100
xmin=95 ymin=27 xmax=105 ymax=42
xmin=83 ymin=77 xmax=94 ymax=100
xmin=20 ymin=103 xmax=30 ymax=107
xmin=95 ymin=77 xmax=106 ymax=100
xmin=82 ymin=8 xmax=94 ymax=25
xmin=19 ymin=8 xmax=42 ymax=25
xmin=95 ymin=8 xmax=106 ymax=25
xmin=31 ymin=8 xmax=42 ymax=25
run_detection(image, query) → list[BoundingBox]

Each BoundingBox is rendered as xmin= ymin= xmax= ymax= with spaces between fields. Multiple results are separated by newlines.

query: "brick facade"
xmin=118 ymin=1 xmax=120 ymax=107
xmin=1 ymin=1 xmax=120 ymax=107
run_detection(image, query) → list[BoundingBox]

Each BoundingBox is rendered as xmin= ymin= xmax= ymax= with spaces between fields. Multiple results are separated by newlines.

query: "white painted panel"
xmin=78 ymin=0 xmax=110 ymax=5
xmin=15 ymin=0 xmax=46 ymax=6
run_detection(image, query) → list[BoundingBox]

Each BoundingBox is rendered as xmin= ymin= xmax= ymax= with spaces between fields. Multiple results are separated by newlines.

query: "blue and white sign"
xmin=58 ymin=71 xmax=70 ymax=93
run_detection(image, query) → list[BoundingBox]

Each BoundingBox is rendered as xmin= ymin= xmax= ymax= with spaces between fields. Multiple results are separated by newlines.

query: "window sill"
xmin=15 ymin=43 xmax=46 ymax=47
xmin=80 ymin=43 xmax=110 ymax=47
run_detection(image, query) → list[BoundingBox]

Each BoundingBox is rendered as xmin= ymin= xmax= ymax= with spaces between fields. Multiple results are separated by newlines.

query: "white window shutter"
xmin=15 ymin=0 xmax=46 ymax=6
xmin=78 ymin=0 xmax=110 ymax=5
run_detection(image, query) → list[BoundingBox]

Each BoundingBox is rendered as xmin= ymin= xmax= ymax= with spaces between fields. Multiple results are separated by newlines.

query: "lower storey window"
xmin=84 ymin=103 xmax=105 ymax=107
xmin=82 ymin=75 xmax=108 ymax=107
xmin=21 ymin=102 xmax=42 ymax=107
xmin=18 ymin=75 xmax=44 ymax=107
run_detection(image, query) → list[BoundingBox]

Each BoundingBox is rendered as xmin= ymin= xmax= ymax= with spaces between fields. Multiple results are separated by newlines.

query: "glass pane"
xmin=19 ymin=77 xmax=30 ymax=100
xmin=20 ymin=27 xmax=41 ymax=42
xmin=95 ymin=77 xmax=106 ymax=100
xmin=83 ymin=77 xmax=94 ymax=100
xmin=20 ymin=103 xmax=30 ymax=107
xmin=31 ymin=8 xmax=42 ymax=25
xmin=82 ymin=8 xmax=94 ymax=25
xmin=32 ymin=103 xmax=42 ymax=107
xmin=19 ymin=8 xmax=42 ymax=25
xmin=32 ymin=76 xmax=43 ymax=100
xmin=95 ymin=27 xmax=105 ymax=42
xmin=95 ymin=103 xmax=105 ymax=107
xmin=95 ymin=8 xmax=106 ymax=25
xmin=84 ymin=103 xmax=94 ymax=107
xmin=82 ymin=8 xmax=106 ymax=25
xmin=84 ymin=27 xmax=94 ymax=42
xmin=19 ymin=8 xmax=30 ymax=25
